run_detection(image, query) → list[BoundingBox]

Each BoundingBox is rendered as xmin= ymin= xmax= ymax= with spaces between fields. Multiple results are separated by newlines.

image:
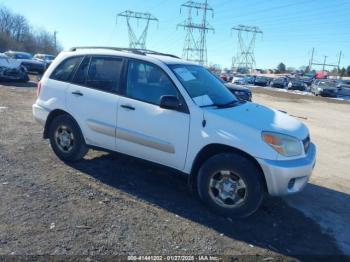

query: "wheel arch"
xmin=189 ymin=143 xmax=267 ymax=193
xmin=43 ymin=109 xmax=78 ymax=139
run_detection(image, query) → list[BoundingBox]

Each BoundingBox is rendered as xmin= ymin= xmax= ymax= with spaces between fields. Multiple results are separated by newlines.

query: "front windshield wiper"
xmin=200 ymin=100 xmax=240 ymax=109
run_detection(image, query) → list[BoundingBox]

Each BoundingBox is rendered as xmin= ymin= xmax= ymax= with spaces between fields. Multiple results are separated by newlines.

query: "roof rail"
xmin=69 ymin=47 xmax=180 ymax=59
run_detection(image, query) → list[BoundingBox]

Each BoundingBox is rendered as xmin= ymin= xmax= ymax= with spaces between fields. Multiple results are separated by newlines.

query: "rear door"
xmin=66 ymin=56 xmax=124 ymax=151
xmin=115 ymin=59 xmax=190 ymax=170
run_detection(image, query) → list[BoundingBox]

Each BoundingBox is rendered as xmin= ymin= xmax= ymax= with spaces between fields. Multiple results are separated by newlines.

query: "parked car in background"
xmin=270 ymin=77 xmax=288 ymax=89
xmin=213 ymin=72 xmax=252 ymax=102
xmin=232 ymin=74 xmax=246 ymax=84
xmin=301 ymin=77 xmax=314 ymax=87
xmin=337 ymin=84 xmax=350 ymax=97
xmin=5 ymin=51 xmax=46 ymax=74
xmin=220 ymin=72 xmax=230 ymax=82
xmin=254 ymin=76 xmax=271 ymax=87
xmin=33 ymin=54 xmax=56 ymax=69
xmin=311 ymin=80 xmax=338 ymax=97
xmin=225 ymin=83 xmax=252 ymax=101
xmin=337 ymin=79 xmax=350 ymax=87
xmin=287 ymin=78 xmax=307 ymax=91
xmin=0 ymin=53 xmax=29 ymax=82
xmin=246 ymin=75 xmax=257 ymax=84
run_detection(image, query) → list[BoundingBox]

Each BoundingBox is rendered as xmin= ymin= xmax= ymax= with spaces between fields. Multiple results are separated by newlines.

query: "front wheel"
xmin=49 ymin=114 xmax=88 ymax=162
xmin=197 ymin=153 xmax=265 ymax=218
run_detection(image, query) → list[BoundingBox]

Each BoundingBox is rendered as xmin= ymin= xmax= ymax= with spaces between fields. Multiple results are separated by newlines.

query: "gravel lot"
xmin=0 ymin=80 xmax=349 ymax=259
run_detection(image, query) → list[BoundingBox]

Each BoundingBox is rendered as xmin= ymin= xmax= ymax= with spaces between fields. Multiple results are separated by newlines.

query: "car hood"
xmin=205 ymin=102 xmax=309 ymax=140
xmin=18 ymin=59 xmax=45 ymax=65
xmin=0 ymin=57 xmax=21 ymax=69
xmin=225 ymin=83 xmax=250 ymax=91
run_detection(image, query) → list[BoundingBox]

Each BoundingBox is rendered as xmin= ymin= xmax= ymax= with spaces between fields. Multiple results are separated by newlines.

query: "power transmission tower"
xmin=177 ymin=0 xmax=214 ymax=66
xmin=231 ymin=25 xmax=263 ymax=72
xmin=117 ymin=10 xmax=158 ymax=49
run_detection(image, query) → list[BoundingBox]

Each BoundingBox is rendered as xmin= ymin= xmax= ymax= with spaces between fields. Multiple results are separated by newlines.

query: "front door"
xmin=116 ymin=59 xmax=190 ymax=170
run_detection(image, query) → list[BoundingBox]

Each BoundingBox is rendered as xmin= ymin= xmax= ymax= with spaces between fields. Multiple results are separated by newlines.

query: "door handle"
xmin=72 ymin=91 xmax=83 ymax=96
xmin=121 ymin=104 xmax=135 ymax=111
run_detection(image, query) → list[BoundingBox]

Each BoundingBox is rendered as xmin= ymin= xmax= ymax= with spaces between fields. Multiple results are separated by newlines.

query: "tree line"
xmin=276 ymin=62 xmax=350 ymax=77
xmin=0 ymin=6 xmax=61 ymax=55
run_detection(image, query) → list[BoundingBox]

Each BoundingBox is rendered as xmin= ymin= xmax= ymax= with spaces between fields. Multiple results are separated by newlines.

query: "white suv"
xmin=33 ymin=47 xmax=316 ymax=217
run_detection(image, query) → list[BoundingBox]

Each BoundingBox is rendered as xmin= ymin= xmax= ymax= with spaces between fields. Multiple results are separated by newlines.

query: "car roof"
xmin=66 ymin=47 xmax=197 ymax=66
xmin=35 ymin=53 xmax=55 ymax=56
xmin=6 ymin=51 xmax=32 ymax=55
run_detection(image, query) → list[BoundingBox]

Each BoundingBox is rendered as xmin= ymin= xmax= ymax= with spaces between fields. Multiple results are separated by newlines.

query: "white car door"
xmin=66 ymin=56 xmax=124 ymax=151
xmin=116 ymin=59 xmax=190 ymax=170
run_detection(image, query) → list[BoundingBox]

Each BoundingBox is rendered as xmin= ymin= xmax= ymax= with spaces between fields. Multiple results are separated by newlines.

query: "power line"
xmin=309 ymin=48 xmax=343 ymax=74
xmin=177 ymin=0 xmax=215 ymax=66
xmin=117 ymin=10 xmax=158 ymax=49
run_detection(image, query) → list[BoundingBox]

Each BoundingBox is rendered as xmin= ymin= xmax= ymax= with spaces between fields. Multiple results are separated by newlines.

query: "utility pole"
xmin=322 ymin=56 xmax=327 ymax=72
xmin=231 ymin=25 xmax=263 ymax=73
xmin=337 ymin=51 xmax=343 ymax=71
xmin=177 ymin=0 xmax=214 ymax=66
xmin=309 ymin=47 xmax=315 ymax=71
xmin=117 ymin=10 xmax=158 ymax=49
xmin=53 ymin=31 xmax=57 ymax=53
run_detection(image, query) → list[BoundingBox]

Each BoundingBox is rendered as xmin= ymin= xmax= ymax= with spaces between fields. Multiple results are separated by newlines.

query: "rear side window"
xmin=50 ymin=56 xmax=83 ymax=82
xmin=85 ymin=56 xmax=123 ymax=92
xmin=72 ymin=57 xmax=90 ymax=85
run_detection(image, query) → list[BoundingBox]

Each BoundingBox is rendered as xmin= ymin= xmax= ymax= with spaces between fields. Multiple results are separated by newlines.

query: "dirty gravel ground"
xmin=0 ymin=81 xmax=349 ymax=259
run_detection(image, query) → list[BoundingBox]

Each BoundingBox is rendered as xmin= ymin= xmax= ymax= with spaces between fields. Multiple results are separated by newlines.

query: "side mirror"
xmin=159 ymin=95 xmax=181 ymax=110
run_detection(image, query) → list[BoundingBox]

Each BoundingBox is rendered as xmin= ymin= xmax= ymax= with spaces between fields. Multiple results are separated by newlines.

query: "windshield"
xmin=16 ymin=53 xmax=32 ymax=59
xmin=319 ymin=81 xmax=337 ymax=88
xmin=170 ymin=64 xmax=237 ymax=107
xmin=45 ymin=55 xmax=55 ymax=60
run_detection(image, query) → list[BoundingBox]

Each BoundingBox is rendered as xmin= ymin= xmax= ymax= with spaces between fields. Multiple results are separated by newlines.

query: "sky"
xmin=1 ymin=0 xmax=349 ymax=69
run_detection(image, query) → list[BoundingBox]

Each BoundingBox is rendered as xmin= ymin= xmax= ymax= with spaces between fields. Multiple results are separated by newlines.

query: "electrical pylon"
xmin=231 ymin=25 xmax=263 ymax=72
xmin=117 ymin=10 xmax=158 ymax=49
xmin=177 ymin=0 xmax=214 ymax=66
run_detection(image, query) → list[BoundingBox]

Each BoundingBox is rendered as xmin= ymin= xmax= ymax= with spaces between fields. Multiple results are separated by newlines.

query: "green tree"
xmin=277 ymin=63 xmax=286 ymax=73
xmin=347 ymin=66 xmax=350 ymax=77
xmin=339 ymin=67 xmax=346 ymax=77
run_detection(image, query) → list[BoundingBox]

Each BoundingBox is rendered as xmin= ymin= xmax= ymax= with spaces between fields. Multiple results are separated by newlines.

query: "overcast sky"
xmin=1 ymin=0 xmax=349 ymax=69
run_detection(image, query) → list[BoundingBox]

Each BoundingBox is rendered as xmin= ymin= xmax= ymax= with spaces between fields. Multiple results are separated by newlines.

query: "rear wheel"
xmin=197 ymin=153 xmax=265 ymax=217
xmin=49 ymin=114 xmax=88 ymax=162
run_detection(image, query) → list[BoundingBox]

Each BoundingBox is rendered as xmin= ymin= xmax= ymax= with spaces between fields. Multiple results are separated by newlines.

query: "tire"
xmin=48 ymin=114 xmax=88 ymax=162
xmin=197 ymin=153 xmax=265 ymax=218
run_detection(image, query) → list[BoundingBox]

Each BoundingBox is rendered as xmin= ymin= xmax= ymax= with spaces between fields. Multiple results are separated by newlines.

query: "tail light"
xmin=36 ymin=82 xmax=42 ymax=97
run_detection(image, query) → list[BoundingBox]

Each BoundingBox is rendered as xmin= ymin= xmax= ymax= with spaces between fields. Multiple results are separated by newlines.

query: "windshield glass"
xmin=319 ymin=81 xmax=337 ymax=88
xmin=45 ymin=55 xmax=55 ymax=60
xmin=170 ymin=64 xmax=237 ymax=107
xmin=256 ymin=76 xmax=268 ymax=81
xmin=16 ymin=53 xmax=32 ymax=59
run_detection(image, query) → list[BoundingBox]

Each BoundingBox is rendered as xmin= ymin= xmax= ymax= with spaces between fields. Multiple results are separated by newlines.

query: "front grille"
xmin=303 ymin=136 xmax=310 ymax=153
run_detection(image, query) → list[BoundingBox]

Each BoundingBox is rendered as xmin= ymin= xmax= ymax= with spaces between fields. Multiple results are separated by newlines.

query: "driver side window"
xmin=126 ymin=60 xmax=178 ymax=105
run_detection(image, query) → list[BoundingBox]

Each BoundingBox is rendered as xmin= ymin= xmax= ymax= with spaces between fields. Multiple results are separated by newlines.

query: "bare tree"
xmin=0 ymin=5 xmax=61 ymax=54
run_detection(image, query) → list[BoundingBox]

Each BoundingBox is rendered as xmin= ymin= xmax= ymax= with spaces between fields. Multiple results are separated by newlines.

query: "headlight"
xmin=262 ymin=132 xmax=302 ymax=157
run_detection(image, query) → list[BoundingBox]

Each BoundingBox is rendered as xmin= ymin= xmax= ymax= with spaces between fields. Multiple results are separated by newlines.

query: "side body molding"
xmin=116 ymin=127 xmax=175 ymax=154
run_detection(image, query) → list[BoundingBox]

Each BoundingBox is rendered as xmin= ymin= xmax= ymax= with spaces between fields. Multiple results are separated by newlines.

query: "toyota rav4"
xmin=33 ymin=47 xmax=316 ymax=217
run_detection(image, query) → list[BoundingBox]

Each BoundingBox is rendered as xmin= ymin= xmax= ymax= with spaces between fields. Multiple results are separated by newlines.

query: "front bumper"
xmin=256 ymin=143 xmax=316 ymax=196
xmin=22 ymin=63 xmax=45 ymax=73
